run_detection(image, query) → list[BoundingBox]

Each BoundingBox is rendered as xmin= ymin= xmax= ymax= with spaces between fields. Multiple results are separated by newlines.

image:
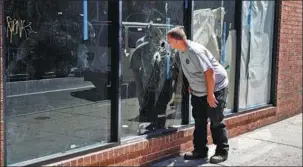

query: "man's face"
xmin=167 ymin=35 xmax=182 ymax=51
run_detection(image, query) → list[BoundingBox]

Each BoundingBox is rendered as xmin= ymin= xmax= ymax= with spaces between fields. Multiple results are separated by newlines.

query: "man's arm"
xmin=204 ymin=69 xmax=215 ymax=96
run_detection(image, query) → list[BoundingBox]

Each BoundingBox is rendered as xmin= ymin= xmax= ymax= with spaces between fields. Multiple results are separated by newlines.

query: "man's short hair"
xmin=167 ymin=26 xmax=187 ymax=40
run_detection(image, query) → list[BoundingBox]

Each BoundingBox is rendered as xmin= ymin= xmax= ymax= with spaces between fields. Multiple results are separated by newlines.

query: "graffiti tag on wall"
xmin=6 ymin=16 xmax=37 ymax=43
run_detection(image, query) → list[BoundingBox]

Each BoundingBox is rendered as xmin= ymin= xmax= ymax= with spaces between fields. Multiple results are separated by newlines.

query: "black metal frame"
xmin=1 ymin=0 xmax=280 ymax=166
xmin=181 ymin=0 xmax=192 ymax=125
xmin=109 ymin=0 xmax=122 ymax=144
xmin=270 ymin=0 xmax=282 ymax=106
xmin=233 ymin=0 xmax=243 ymax=113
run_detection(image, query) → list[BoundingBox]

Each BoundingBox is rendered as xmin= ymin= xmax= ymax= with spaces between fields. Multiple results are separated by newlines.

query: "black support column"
xmin=109 ymin=0 xmax=122 ymax=143
xmin=232 ymin=0 xmax=242 ymax=113
xmin=181 ymin=0 xmax=193 ymax=125
xmin=270 ymin=0 xmax=281 ymax=106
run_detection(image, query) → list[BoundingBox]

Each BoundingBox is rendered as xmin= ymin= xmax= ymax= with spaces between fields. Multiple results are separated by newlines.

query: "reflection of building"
xmin=0 ymin=0 xmax=302 ymax=167
xmin=5 ymin=0 xmax=96 ymax=80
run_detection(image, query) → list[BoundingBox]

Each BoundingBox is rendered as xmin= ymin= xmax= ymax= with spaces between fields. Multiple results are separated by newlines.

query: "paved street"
xmin=6 ymin=77 xmax=92 ymax=96
xmin=152 ymin=113 xmax=303 ymax=166
xmin=5 ymin=76 xmax=182 ymax=165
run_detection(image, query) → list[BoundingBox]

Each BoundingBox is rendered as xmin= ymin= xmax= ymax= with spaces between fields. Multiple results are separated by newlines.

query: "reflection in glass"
xmin=4 ymin=0 xmax=110 ymax=165
xmin=191 ymin=1 xmax=236 ymax=122
xmin=121 ymin=1 xmax=184 ymax=137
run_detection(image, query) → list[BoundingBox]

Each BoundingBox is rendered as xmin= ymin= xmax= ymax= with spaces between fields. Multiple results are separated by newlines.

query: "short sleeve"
xmin=189 ymin=50 xmax=214 ymax=72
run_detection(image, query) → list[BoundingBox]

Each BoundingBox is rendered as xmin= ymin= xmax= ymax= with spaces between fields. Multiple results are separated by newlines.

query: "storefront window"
xmin=120 ymin=1 xmax=184 ymax=138
xmin=239 ymin=1 xmax=275 ymax=110
xmin=191 ymin=0 xmax=237 ymax=122
xmin=4 ymin=0 xmax=111 ymax=165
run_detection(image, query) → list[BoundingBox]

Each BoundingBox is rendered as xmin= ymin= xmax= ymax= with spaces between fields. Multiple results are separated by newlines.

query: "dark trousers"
xmin=142 ymin=79 xmax=173 ymax=128
xmin=191 ymin=88 xmax=229 ymax=154
xmin=133 ymin=69 xmax=172 ymax=128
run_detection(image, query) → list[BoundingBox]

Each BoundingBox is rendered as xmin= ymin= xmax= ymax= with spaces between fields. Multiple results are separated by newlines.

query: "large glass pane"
xmin=120 ymin=1 xmax=184 ymax=137
xmin=4 ymin=0 xmax=111 ymax=165
xmin=191 ymin=0 xmax=237 ymax=122
xmin=239 ymin=1 xmax=275 ymax=110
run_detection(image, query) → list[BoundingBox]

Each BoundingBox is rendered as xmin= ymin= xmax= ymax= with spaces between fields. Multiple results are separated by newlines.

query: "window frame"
xmin=233 ymin=0 xmax=280 ymax=113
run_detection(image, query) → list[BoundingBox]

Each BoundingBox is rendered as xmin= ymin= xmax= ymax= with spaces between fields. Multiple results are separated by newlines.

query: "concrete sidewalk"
xmin=152 ymin=113 xmax=302 ymax=166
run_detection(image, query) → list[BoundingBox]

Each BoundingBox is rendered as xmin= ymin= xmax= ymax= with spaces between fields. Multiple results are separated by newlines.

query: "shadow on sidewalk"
xmin=152 ymin=156 xmax=209 ymax=166
xmin=128 ymin=112 xmax=178 ymax=122
xmin=70 ymin=88 xmax=108 ymax=102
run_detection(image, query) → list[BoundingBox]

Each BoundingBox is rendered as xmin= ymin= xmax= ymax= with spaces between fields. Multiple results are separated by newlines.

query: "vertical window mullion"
xmin=233 ymin=0 xmax=242 ymax=113
xmin=109 ymin=0 xmax=122 ymax=143
xmin=270 ymin=0 xmax=281 ymax=106
xmin=181 ymin=0 xmax=193 ymax=125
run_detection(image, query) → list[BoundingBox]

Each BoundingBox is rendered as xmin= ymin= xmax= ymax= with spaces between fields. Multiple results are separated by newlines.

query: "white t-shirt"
xmin=179 ymin=40 xmax=228 ymax=97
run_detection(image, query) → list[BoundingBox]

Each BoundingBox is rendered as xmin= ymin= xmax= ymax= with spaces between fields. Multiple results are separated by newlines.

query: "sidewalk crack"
xmin=246 ymin=136 xmax=302 ymax=149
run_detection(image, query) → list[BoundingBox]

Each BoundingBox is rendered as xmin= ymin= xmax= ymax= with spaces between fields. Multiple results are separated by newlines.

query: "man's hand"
xmin=207 ymin=93 xmax=218 ymax=108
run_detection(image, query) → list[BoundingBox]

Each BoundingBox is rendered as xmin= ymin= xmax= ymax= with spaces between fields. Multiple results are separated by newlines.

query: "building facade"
xmin=0 ymin=0 xmax=302 ymax=166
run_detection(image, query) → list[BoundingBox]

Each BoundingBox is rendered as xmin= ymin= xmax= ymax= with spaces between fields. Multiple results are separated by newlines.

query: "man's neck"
xmin=179 ymin=40 xmax=188 ymax=52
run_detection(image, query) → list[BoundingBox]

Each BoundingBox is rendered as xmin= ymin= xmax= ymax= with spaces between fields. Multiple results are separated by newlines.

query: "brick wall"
xmin=276 ymin=0 xmax=303 ymax=120
xmin=0 ymin=1 xmax=302 ymax=166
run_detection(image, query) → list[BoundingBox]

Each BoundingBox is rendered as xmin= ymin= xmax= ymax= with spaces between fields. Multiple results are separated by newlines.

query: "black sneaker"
xmin=184 ymin=151 xmax=208 ymax=160
xmin=210 ymin=152 xmax=228 ymax=164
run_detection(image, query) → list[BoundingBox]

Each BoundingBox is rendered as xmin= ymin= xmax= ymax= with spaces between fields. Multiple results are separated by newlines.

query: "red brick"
xmin=77 ymin=158 xmax=84 ymax=166
xmin=107 ymin=150 xmax=114 ymax=159
xmin=146 ymin=153 xmax=157 ymax=162
xmin=137 ymin=142 xmax=143 ymax=151
xmin=113 ymin=148 xmax=121 ymax=157
xmin=165 ymin=136 xmax=169 ymax=145
xmin=120 ymin=160 xmax=129 ymax=166
xmin=99 ymin=160 xmax=112 ymax=166
xmin=83 ymin=156 xmax=91 ymax=166
xmin=144 ymin=141 xmax=149 ymax=149
xmin=90 ymin=154 xmax=96 ymax=164
xmin=114 ymin=155 xmax=128 ymax=164
xmin=128 ymin=159 xmax=135 ymax=166
xmin=63 ymin=161 xmax=71 ymax=167
xmin=145 ymin=145 xmax=153 ymax=155
xmin=127 ymin=150 xmax=141 ymax=159
xmin=121 ymin=160 xmax=129 ymax=166
xmin=0 ymin=131 xmax=3 ymax=142
xmin=150 ymin=139 xmax=155 ymax=147
xmin=139 ymin=155 xmax=147 ymax=164
xmin=171 ymin=133 xmax=177 ymax=141
xmin=71 ymin=160 xmax=77 ymax=166
xmin=125 ymin=145 xmax=131 ymax=154
xmin=151 ymin=145 xmax=161 ymax=153
xmin=133 ymin=157 xmax=140 ymax=166
xmin=97 ymin=153 xmax=103 ymax=162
